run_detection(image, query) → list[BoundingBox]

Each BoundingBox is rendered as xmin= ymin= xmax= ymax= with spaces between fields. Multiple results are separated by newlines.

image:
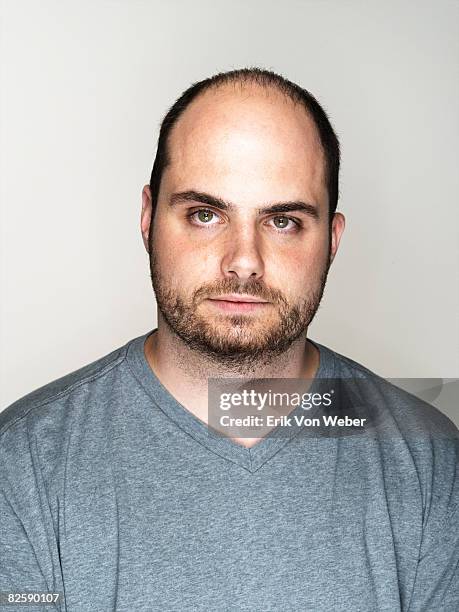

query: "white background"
xmin=1 ymin=0 xmax=458 ymax=421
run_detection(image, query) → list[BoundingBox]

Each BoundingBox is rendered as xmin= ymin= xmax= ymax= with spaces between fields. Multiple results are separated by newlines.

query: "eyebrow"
xmin=169 ymin=190 xmax=320 ymax=220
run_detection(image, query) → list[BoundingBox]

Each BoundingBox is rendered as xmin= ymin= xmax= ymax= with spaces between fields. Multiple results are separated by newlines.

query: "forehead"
xmin=164 ymin=83 xmax=328 ymax=208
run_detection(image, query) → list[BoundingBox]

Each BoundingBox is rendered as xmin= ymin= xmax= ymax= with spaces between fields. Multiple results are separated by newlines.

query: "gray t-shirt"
xmin=1 ymin=330 xmax=458 ymax=611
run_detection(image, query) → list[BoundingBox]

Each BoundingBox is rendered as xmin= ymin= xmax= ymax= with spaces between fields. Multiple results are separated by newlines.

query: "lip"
xmin=206 ymin=296 xmax=270 ymax=313
xmin=208 ymin=294 xmax=269 ymax=303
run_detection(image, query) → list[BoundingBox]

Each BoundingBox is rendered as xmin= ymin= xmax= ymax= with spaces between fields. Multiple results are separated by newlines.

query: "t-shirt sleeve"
xmin=0 ymin=420 xmax=65 ymax=612
xmin=407 ymin=437 xmax=459 ymax=611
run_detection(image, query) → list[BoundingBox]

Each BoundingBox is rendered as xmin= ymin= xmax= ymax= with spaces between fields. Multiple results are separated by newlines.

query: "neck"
xmin=144 ymin=317 xmax=320 ymax=417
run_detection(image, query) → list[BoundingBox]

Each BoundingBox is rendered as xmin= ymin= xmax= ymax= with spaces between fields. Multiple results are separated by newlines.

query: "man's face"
xmin=143 ymin=84 xmax=344 ymax=366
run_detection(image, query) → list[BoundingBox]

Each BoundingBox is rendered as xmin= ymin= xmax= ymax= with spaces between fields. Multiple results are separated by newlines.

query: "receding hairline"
xmin=164 ymin=77 xmax=325 ymax=166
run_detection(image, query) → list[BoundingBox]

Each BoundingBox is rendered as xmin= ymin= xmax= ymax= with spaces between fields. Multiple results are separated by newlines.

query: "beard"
xmin=149 ymin=243 xmax=331 ymax=369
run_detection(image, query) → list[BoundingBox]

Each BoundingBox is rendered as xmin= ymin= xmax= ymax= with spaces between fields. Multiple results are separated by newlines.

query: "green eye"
xmin=187 ymin=208 xmax=221 ymax=228
xmin=188 ymin=209 xmax=301 ymax=233
xmin=273 ymin=216 xmax=290 ymax=229
xmin=197 ymin=210 xmax=214 ymax=223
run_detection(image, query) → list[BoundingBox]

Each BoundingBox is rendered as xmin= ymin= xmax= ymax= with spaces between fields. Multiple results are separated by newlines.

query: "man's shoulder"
xmin=317 ymin=341 xmax=459 ymax=441
xmin=0 ymin=336 xmax=135 ymax=441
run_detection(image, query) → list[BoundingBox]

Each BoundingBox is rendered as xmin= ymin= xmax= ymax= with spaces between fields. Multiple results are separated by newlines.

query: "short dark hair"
xmin=148 ymin=67 xmax=340 ymax=243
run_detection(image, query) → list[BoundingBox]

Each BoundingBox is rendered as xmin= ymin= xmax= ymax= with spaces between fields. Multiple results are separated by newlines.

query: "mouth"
xmin=206 ymin=295 xmax=270 ymax=313
xmin=209 ymin=294 xmax=269 ymax=303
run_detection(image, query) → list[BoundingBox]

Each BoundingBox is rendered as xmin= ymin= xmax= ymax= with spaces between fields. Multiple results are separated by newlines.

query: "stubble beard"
xmin=148 ymin=244 xmax=331 ymax=370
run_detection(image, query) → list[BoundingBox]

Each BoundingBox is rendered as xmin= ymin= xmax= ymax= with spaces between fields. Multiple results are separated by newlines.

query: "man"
xmin=1 ymin=68 xmax=458 ymax=611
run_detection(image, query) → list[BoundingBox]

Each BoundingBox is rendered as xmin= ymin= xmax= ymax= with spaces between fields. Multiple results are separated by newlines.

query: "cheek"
xmin=153 ymin=221 xmax=220 ymax=286
xmin=268 ymin=236 xmax=329 ymax=291
xmin=280 ymin=227 xmax=327 ymax=258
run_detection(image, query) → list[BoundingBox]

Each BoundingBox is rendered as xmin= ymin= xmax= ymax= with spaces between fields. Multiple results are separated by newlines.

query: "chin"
xmin=200 ymin=318 xmax=279 ymax=345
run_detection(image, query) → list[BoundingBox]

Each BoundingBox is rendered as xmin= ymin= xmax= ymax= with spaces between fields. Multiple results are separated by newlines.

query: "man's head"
xmin=141 ymin=67 xmax=345 ymax=367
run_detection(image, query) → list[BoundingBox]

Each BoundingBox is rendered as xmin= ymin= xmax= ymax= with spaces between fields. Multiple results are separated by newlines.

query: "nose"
xmin=221 ymin=224 xmax=265 ymax=280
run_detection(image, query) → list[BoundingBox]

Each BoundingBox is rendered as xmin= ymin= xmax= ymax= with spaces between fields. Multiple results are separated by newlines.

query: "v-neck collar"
xmin=126 ymin=329 xmax=337 ymax=473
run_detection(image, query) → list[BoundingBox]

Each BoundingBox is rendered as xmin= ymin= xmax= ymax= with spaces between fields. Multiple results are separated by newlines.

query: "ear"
xmin=141 ymin=185 xmax=153 ymax=253
xmin=329 ymin=212 xmax=345 ymax=264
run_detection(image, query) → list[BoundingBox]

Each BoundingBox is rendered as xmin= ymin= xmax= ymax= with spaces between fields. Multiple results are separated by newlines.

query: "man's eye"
xmin=270 ymin=216 xmax=301 ymax=232
xmin=187 ymin=210 xmax=301 ymax=232
xmin=188 ymin=209 xmax=221 ymax=226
